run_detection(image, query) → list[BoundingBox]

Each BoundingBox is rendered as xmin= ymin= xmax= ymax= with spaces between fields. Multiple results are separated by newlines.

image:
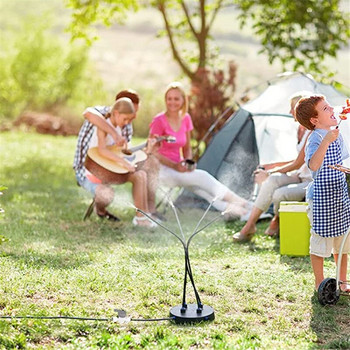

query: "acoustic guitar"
xmin=87 ymin=135 xmax=176 ymax=174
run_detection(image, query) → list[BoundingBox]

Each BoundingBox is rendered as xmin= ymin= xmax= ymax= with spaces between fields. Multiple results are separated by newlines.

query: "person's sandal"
xmin=264 ymin=226 xmax=279 ymax=237
xmin=232 ymin=231 xmax=254 ymax=242
xmin=132 ymin=216 xmax=157 ymax=228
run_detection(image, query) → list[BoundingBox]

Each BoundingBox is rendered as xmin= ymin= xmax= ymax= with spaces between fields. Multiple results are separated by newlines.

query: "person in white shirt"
xmin=233 ymin=92 xmax=312 ymax=242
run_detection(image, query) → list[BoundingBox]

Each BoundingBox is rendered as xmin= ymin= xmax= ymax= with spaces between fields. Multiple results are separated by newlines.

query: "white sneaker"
xmin=132 ymin=216 xmax=157 ymax=228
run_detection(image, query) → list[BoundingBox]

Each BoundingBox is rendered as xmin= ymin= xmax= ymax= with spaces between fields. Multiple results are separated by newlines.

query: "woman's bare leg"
xmin=127 ymin=170 xmax=148 ymax=216
xmin=265 ymin=214 xmax=279 ymax=236
xmin=239 ymin=207 xmax=264 ymax=235
xmin=223 ymin=190 xmax=248 ymax=206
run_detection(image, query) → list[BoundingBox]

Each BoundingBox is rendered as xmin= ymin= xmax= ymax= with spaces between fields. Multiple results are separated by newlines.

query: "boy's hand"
xmin=145 ymin=136 xmax=160 ymax=154
xmin=114 ymin=134 xmax=126 ymax=147
xmin=324 ymin=129 xmax=339 ymax=144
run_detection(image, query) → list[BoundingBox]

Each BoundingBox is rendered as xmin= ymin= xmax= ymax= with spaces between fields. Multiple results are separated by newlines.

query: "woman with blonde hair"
xmin=149 ymin=82 xmax=250 ymax=218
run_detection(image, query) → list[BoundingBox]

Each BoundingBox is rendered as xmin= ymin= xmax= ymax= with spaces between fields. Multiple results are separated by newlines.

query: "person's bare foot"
xmin=233 ymin=231 xmax=255 ymax=242
xmin=340 ymin=282 xmax=350 ymax=292
xmin=232 ymin=223 xmax=256 ymax=241
xmin=264 ymin=216 xmax=279 ymax=236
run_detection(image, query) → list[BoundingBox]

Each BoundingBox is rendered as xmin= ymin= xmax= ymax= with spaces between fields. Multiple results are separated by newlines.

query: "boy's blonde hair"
xmin=165 ymin=81 xmax=188 ymax=117
xmin=110 ymin=97 xmax=135 ymax=115
xmin=295 ymin=95 xmax=325 ymax=130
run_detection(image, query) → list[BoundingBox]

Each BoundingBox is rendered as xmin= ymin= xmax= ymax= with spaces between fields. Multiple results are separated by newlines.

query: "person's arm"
xmin=308 ymin=129 xmax=339 ymax=171
xmin=261 ymin=161 xmax=292 ymax=170
xmin=144 ymin=136 xmax=160 ymax=156
xmin=149 ymin=132 xmax=188 ymax=172
xmin=84 ymin=110 xmax=125 ymax=147
xmin=96 ymin=128 xmax=135 ymax=173
xmin=268 ymin=142 xmax=307 ymax=175
xmin=182 ymin=130 xmax=193 ymax=160
xmin=255 ymin=136 xmax=309 ymax=183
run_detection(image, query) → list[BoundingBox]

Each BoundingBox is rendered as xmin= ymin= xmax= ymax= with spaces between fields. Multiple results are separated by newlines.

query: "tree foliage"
xmin=66 ymin=0 xmax=349 ymax=143
xmin=235 ymin=0 xmax=350 ymax=74
xmin=67 ymin=0 xmax=349 ymax=78
xmin=189 ymin=61 xmax=237 ymax=152
xmin=0 ymin=16 xmax=107 ymax=122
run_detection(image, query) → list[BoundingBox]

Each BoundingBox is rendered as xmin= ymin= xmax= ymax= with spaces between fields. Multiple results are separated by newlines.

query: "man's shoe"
xmin=97 ymin=211 xmax=120 ymax=222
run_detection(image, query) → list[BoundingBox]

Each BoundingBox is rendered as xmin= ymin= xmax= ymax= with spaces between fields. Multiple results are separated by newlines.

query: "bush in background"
xmin=189 ymin=61 xmax=238 ymax=152
xmin=131 ymin=87 xmax=165 ymax=138
xmin=0 ymin=15 xmax=107 ymax=126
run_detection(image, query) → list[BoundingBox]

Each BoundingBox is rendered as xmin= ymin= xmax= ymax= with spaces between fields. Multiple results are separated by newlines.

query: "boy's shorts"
xmin=309 ymin=232 xmax=350 ymax=258
xmin=307 ymin=199 xmax=350 ymax=258
xmin=76 ymin=175 xmax=98 ymax=196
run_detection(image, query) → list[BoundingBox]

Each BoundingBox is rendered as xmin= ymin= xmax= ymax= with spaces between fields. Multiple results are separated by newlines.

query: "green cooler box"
xmin=279 ymin=201 xmax=311 ymax=256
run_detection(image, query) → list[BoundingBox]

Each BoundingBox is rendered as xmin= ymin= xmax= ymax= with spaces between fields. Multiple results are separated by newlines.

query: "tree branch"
xmin=179 ymin=0 xmax=199 ymax=40
xmin=157 ymin=2 xmax=195 ymax=80
xmin=207 ymin=0 xmax=224 ymax=30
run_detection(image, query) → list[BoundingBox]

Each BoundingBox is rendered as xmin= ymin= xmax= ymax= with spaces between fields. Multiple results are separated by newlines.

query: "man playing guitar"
xmin=73 ymin=89 xmax=160 ymax=223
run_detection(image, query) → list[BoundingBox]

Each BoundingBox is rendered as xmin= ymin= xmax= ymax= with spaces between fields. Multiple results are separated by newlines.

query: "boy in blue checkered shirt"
xmin=296 ymin=95 xmax=350 ymax=292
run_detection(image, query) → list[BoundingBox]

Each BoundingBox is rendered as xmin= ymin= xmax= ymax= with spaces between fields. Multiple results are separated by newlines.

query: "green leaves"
xmin=0 ymin=15 xmax=107 ymax=122
xmin=66 ymin=0 xmax=139 ymax=43
xmin=235 ymin=0 xmax=350 ymax=76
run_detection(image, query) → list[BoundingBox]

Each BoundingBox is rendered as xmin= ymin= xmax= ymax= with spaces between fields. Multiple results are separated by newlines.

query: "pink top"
xmin=150 ymin=112 xmax=194 ymax=163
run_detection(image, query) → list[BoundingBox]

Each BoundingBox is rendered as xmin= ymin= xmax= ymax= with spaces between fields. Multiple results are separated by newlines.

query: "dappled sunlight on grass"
xmin=0 ymin=132 xmax=349 ymax=349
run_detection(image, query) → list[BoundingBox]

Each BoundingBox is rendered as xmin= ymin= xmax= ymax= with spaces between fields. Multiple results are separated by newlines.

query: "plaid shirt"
xmin=73 ymin=105 xmax=133 ymax=183
xmin=312 ymin=135 xmax=350 ymax=237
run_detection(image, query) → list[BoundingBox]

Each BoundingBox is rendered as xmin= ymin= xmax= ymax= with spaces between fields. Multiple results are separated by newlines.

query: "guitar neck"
xmin=127 ymin=136 xmax=173 ymax=153
xmin=129 ymin=142 xmax=147 ymax=153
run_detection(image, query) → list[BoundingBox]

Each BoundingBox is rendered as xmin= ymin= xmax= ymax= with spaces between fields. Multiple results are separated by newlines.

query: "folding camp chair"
xmin=156 ymin=186 xmax=184 ymax=215
xmin=83 ymin=198 xmax=95 ymax=221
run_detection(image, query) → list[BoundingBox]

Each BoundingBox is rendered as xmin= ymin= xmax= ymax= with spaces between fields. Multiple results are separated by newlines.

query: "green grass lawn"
xmin=0 ymin=131 xmax=349 ymax=349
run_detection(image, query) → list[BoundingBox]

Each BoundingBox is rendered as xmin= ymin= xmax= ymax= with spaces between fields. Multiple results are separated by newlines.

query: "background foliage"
xmin=0 ymin=0 xmax=349 ymax=139
xmin=0 ymin=16 xmax=106 ymax=124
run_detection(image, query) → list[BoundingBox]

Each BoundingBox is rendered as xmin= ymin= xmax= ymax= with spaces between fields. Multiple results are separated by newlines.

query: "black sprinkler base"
xmin=170 ymin=304 xmax=215 ymax=324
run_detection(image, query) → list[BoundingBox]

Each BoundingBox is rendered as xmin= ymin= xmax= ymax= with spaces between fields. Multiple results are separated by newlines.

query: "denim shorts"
xmin=76 ymin=175 xmax=98 ymax=196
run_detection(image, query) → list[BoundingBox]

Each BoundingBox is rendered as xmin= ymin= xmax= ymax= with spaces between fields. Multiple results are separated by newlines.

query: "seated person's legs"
xmin=137 ymin=154 xmax=160 ymax=215
xmin=265 ymin=180 xmax=309 ymax=236
xmin=77 ymin=175 xmax=119 ymax=221
xmin=255 ymin=173 xmax=299 ymax=212
xmin=126 ymin=169 xmax=155 ymax=227
xmin=95 ymin=184 xmax=115 ymax=217
xmin=233 ymin=173 xmax=301 ymax=241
